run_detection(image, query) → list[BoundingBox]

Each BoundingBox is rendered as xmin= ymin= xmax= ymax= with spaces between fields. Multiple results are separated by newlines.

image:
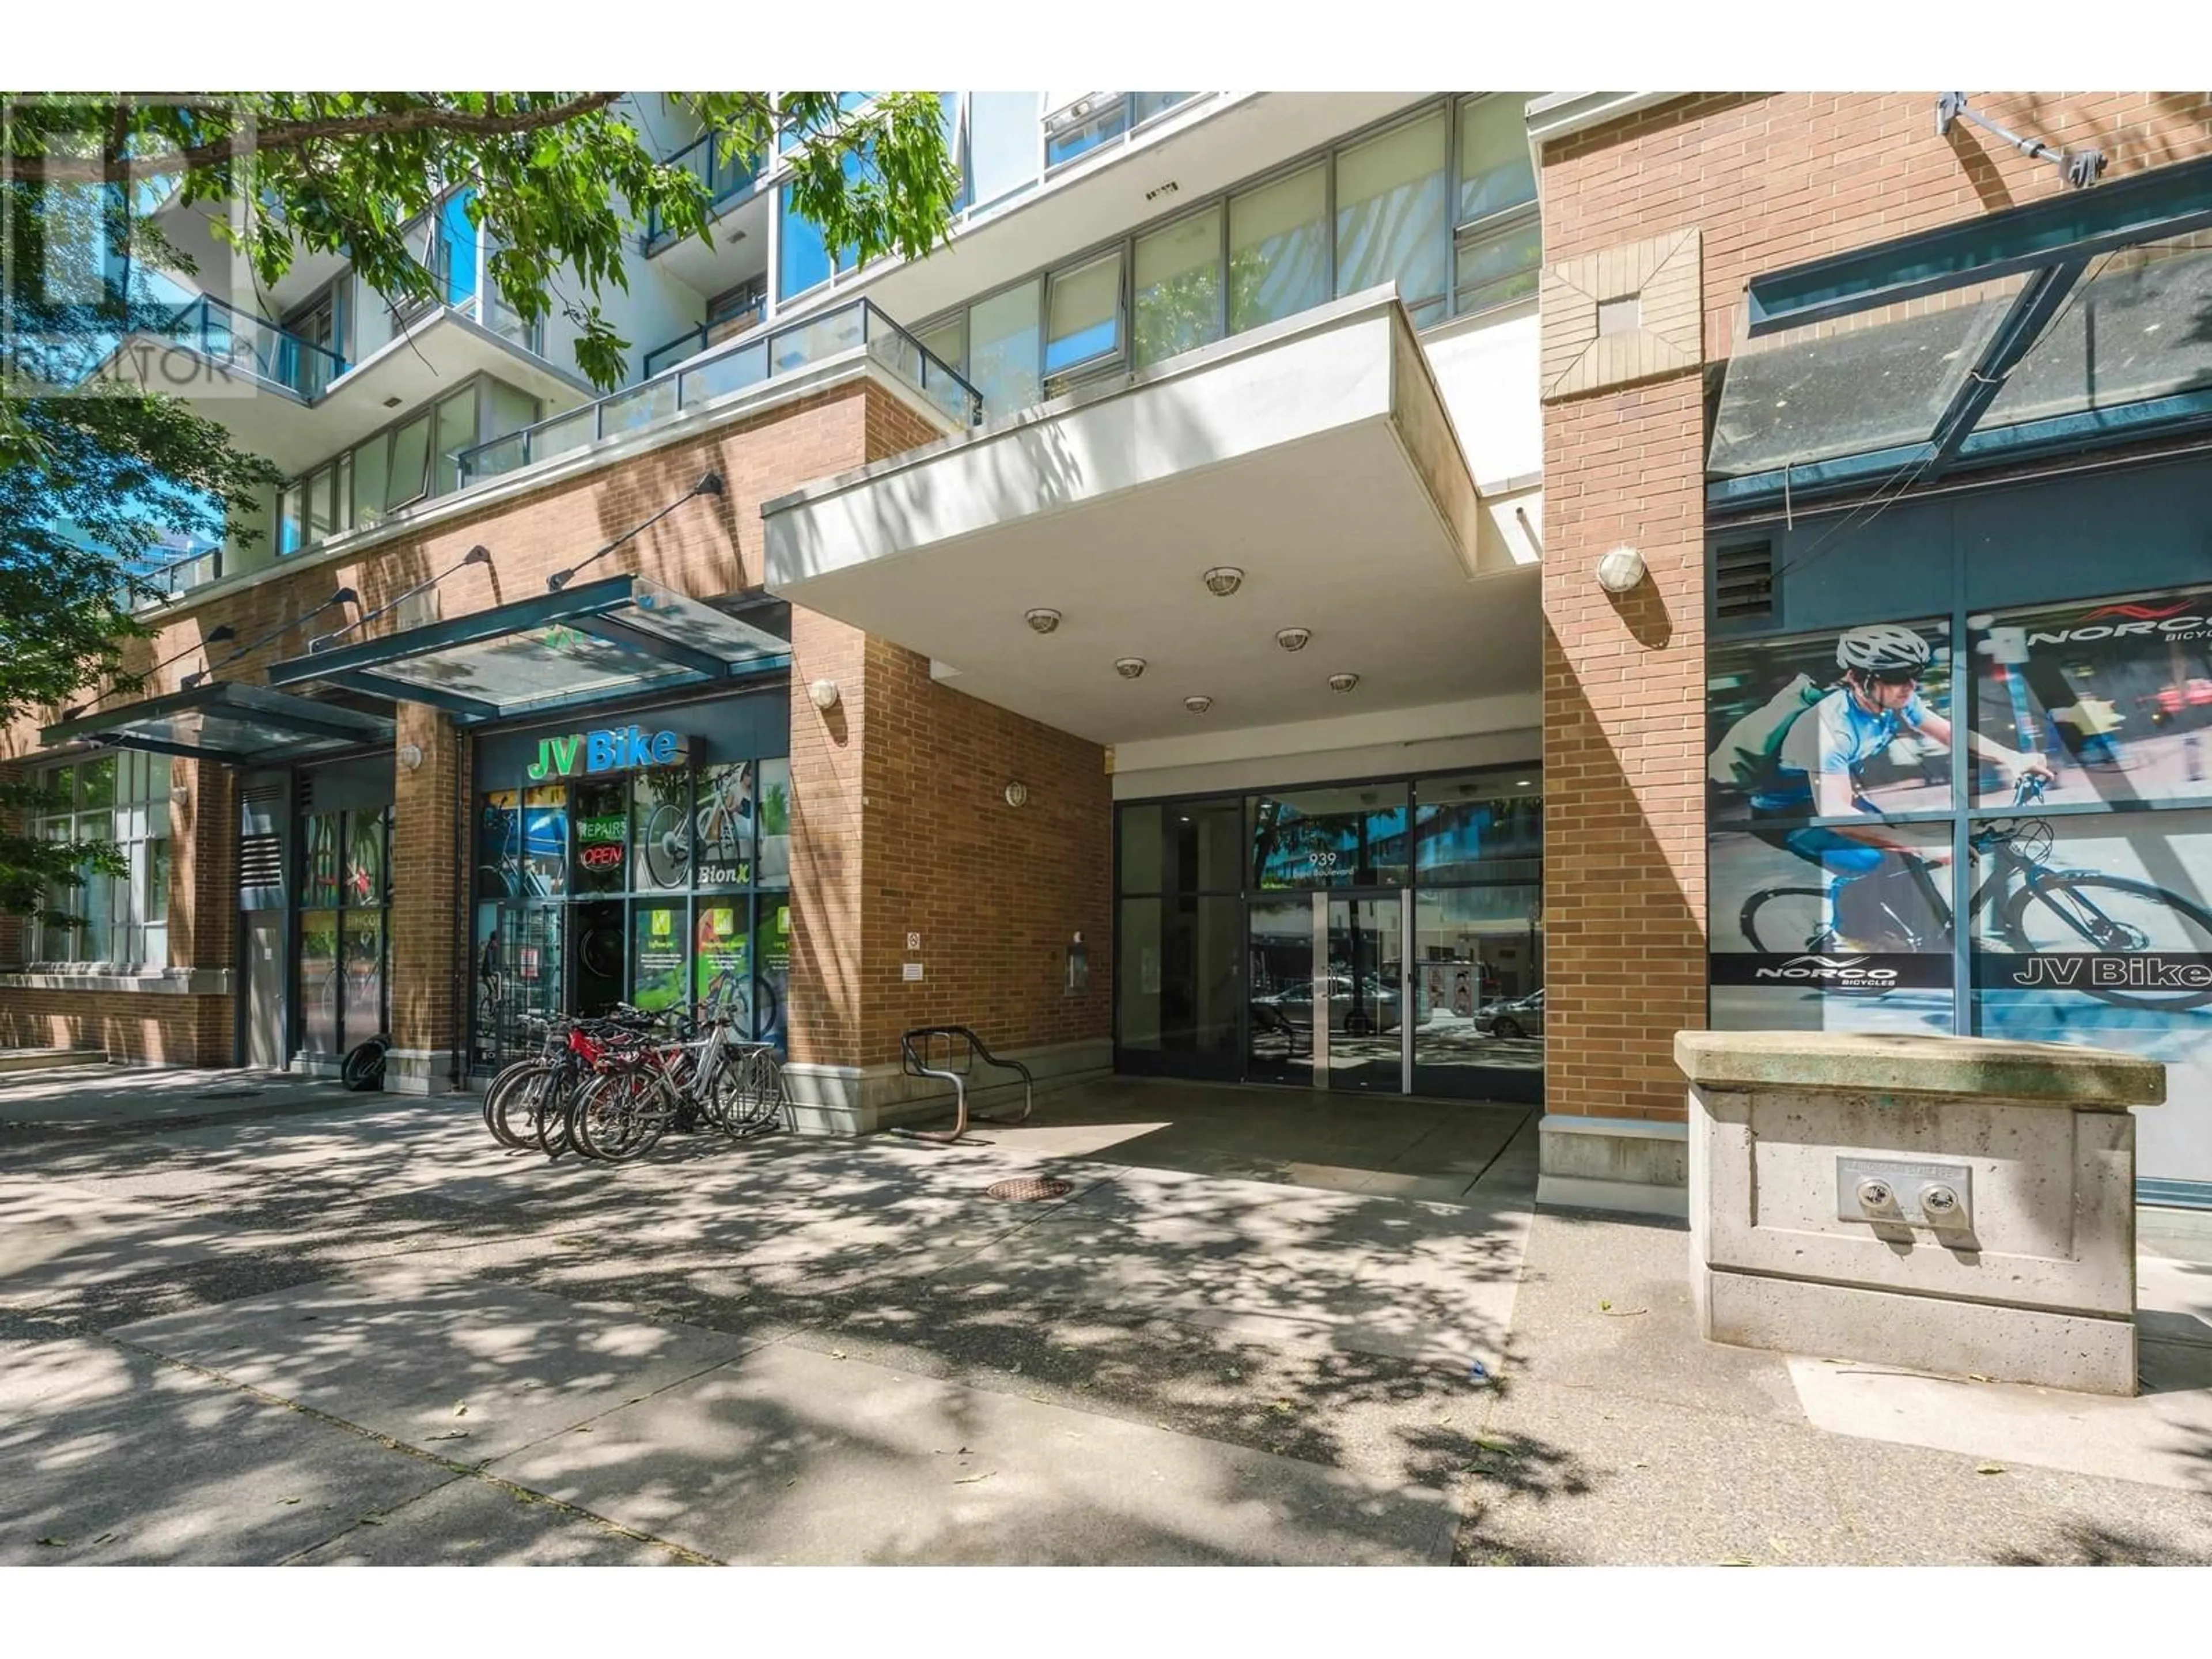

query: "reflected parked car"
xmin=1473 ymin=988 xmax=1543 ymax=1040
xmin=1253 ymin=974 xmax=1401 ymax=1034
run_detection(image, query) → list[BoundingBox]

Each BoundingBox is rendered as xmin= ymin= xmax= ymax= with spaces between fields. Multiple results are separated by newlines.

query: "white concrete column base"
xmin=1537 ymin=1114 xmax=1688 ymax=1218
xmin=781 ymin=1039 xmax=1112 ymax=1137
xmin=384 ymin=1048 xmax=458 ymax=1097
xmin=1699 ymin=1268 xmax=2137 ymax=1396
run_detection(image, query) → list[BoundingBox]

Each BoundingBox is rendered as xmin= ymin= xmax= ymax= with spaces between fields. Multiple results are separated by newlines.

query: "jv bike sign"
xmin=526 ymin=726 xmax=688 ymax=781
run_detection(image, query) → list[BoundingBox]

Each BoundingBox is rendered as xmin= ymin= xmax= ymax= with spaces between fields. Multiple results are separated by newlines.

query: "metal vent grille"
xmin=1714 ymin=541 xmax=1775 ymax=622
xmin=238 ymin=835 xmax=283 ymax=895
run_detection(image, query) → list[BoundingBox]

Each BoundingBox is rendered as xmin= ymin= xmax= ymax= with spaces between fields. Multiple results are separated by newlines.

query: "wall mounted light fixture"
xmin=1003 ymin=781 xmax=1029 ymax=808
xmin=1596 ymin=546 xmax=1647 ymax=594
xmin=809 ymin=678 xmax=842 ymax=711
xmin=397 ymin=743 xmax=425 ymax=772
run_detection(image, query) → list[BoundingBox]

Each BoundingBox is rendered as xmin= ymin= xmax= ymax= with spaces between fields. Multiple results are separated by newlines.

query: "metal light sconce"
xmin=169 ymin=782 xmax=191 ymax=806
xmin=1596 ymin=546 xmax=1647 ymax=594
xmin=1003 ymin=781 xmax=1029 ymax=808
xmin=1184 ymin=695 xmax=1213 ymax=714
xmin=1202 ymin=567 xmax=1244 ymax=597
xmin=808 ymin=678 xmax=842 ymax=711
xmin=1115 ymin=657 xmax=1147 ymax=679
xmin=398 ymin=743 xmax=425 ymax=772
xmin=1275 ymin=627 xmax=1310 ymax=652
xmin=1328 ymin=672 xmax=1360 ymax=694
xmin=1025 ymin=608 xmax=1062 ymax=634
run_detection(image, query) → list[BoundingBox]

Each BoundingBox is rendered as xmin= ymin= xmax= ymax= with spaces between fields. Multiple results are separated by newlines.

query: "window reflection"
xmin=1415 ymin=772 xmax=1542 ymax=882
xmin=1248 ymin=785 xmax=1410 ymax=889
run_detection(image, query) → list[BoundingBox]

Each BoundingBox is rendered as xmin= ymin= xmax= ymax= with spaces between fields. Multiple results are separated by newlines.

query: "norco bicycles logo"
xmin=1753 ymin=953 xmax=1899 ymax=984
xmin=2028 ymin=599 xmax=2212 ymax=647
xmin=525 ymin=726 xmax=688 ymax=780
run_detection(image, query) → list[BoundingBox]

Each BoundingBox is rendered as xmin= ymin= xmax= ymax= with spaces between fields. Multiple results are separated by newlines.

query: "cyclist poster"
xmin=1706 ymin=619 xmax=1974 ymax=1035
xmin=1967 ymin=584 xmax=2212 ymax=808
xmin=1706 ymin=618 xmax=1957 ymax=827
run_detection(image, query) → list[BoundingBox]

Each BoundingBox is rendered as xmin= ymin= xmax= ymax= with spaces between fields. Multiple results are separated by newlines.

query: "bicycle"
xmin=566 ymin=993 xmax=777 ymax=1161
xmin=1738 ymin=774 xmax=2212 ymax=1011
xmin=641 ymin=763 xmax=752 ymax=891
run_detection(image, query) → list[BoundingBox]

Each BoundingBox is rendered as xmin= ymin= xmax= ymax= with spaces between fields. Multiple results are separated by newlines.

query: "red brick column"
xmin=388 ymin=703 xmax=463 ymax=1093
xmin=1540 ymin=372 xmax=1709 ymax=1123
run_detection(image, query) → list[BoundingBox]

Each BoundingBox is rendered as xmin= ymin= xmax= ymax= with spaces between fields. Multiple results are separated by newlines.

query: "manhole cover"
xmin=193 ymin=1089 xmax=264 ymax=1101
xmin=984 ymin=1177 xmax=1073 ymax=1202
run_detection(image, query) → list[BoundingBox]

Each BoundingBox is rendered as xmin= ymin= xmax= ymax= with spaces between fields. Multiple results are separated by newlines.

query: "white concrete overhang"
xmin=763 ymin=287 xmax=1539 ymax=746
xmin=94 ymin=306 xmax=592 ymax=475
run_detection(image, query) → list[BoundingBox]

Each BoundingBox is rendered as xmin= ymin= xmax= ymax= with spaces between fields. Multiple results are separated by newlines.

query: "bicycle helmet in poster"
xmin=1836 ymin=624 xmax=1931 ymax=677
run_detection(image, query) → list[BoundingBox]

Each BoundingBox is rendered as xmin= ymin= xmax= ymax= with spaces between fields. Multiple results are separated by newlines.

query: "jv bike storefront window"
xmin=1705 ymin=584 xmax=2212 ymax=1193
xmin=469 ymin=704 xmax=791 ymax=1070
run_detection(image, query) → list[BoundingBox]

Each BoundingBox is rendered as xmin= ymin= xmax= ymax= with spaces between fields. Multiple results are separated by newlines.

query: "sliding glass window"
xmin=1335 ymin=110 xmax=1449 ymax=327
xmin=1228 ymin=164 xmax=1328 ymax=335
xmin=1133 ymin=207 xmax=1224 ymax=369
xmin=968 ymin=278 xmax=1042 ymax=414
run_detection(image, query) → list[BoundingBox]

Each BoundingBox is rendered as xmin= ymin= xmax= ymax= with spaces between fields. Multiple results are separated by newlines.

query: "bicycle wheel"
xmin=533 ymin=1065 xmax=579 ymax=1160
xmin=642 ymin=804 xmax=688 ymax=890
xmin=341 ymin=1036 xmax=388 ymax=1092
xmin=485 ymin=1061 xmax=554 ymax=1150
xmin=573 ymin=1070 xmax=667 ymax=1163
xmin=1738 ymin=887 xmax=1829 ymax=955
xmin=2002 ymin=873 xmax=2212 ymax=1012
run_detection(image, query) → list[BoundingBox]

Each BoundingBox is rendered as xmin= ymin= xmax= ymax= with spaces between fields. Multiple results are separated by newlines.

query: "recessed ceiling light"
xmin=1275 ymin=627 xmax=1310 ymax=652
xmin=1202 ymin=567 xmax=1243 ymax=597
xmin=1183 ymin=695 xmax=1213 ymax=714
xmin=1115 ymin=657 xmax=1146 ymax=679
xmin=1025 ymin=608 xmax=1062 ymax=634
xmin=1516 ymin=778 xmax=1533 ymax=787
xmin=1328 ymin=672 xmax=1359 ymax=694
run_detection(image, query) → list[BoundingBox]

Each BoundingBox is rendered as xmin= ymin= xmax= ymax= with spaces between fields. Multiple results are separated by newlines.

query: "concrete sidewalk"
xmin=1 ymin=1069 xmax=2208 ymax=1564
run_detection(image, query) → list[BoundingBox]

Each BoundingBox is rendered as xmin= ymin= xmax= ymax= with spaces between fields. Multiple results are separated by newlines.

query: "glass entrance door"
xmin=1324 ymin=892 xmax=1406 ymax=1092
xmin=1245 ymin=890 xmax=1409 ymax=1092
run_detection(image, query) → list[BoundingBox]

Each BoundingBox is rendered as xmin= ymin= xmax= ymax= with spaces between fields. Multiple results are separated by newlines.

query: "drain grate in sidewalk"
xmin=193 ymin=1089 xmax=266 ymax=1101
xmin=984 ymin=1177 xmax=1073 ymax=1202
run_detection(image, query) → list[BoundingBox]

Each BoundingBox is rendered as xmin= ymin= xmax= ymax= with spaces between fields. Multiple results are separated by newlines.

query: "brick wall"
xmin=1536 ymin=93 xmax=2212 ymax=1122
xmin=785 ymin=389 xmax=1113 ymax=1073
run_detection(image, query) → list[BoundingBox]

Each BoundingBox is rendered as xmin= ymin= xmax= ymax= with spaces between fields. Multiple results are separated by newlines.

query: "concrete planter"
xmin=1678 ymin=1031 xmax=2164 ymax=1396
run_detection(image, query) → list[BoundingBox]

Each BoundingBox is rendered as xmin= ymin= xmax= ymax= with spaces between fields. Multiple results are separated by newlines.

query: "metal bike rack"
xmin=892 ymin=1025 xmax=1035 ymax=1145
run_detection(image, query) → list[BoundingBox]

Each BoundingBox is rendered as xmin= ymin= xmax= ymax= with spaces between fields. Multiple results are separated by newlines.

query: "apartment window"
xmin=968 ymin=92 xmax=1042 ymax=211
xmin=282 ymin=283 xmax=344 ymax=399
xmin=915 ymin=315 xmax=965 ymax=377
xmin=1133 ymin=207 xmax=1224 ymax=369
xmin=1336 ymin=110 xmax=1449 ymax=327
xmin=1044 ymin=248 xmax=1123 ymax=378
xmin=1229 ymin=164 xmax=1328 ymax=335
xmin=1453 ymin=94 xmax=1541 ymax=318
xmin=968 ymin=278 xmax=1042 ymax=415
xmin=281 ymin=458 xmax=351 ymax=556
xmin=33 ymin=751 xmax=171 ymax=967
xmin=1045 ymin=93 xmax=1132 ymax=170
xmin=778 ymin=151 xmax=866 ymax=304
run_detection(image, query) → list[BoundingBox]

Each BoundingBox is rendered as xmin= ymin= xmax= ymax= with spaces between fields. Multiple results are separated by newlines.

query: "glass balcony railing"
xmin=645 ymin=131 xmax=764 ymax=251
xmin=122 ymin=544 xmax=224 ymax=609
xmin=152 ymin=294 xmax=349 ymax=400
xmin=1044 ymin=92 xmax=1198 ymax=171
xmin=456 ymin=296 xmax=982 ymax=488
xmin=641 ymin=297 xmax=767 ymax=378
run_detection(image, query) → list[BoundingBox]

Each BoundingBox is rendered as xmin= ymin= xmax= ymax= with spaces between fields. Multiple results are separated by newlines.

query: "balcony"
xmin=642 ymin=292 xmax=766 ymax=378
xmin=456 ymin=297 xmax=980 ymax=488
xmin=151 ymin=294 xmax=350 ymax=399
xmin=1043 ymin=92 xmax=1199 ymax=172
xmin=645 ymin=130 xmax=765 ymax=253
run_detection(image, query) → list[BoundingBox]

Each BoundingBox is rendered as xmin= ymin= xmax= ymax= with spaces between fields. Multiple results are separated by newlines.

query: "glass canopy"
xmin=39 ymin=682 xmax=396 ymax=764
xmin=266 ymin=574 xmax=791 ymax=724
xmin=1709 ymin=154 xmax=2212 ymax=510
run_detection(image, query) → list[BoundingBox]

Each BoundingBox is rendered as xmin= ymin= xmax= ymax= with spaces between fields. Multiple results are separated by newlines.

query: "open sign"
xmin=579 ymin=843 xmax=625 ymax=872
